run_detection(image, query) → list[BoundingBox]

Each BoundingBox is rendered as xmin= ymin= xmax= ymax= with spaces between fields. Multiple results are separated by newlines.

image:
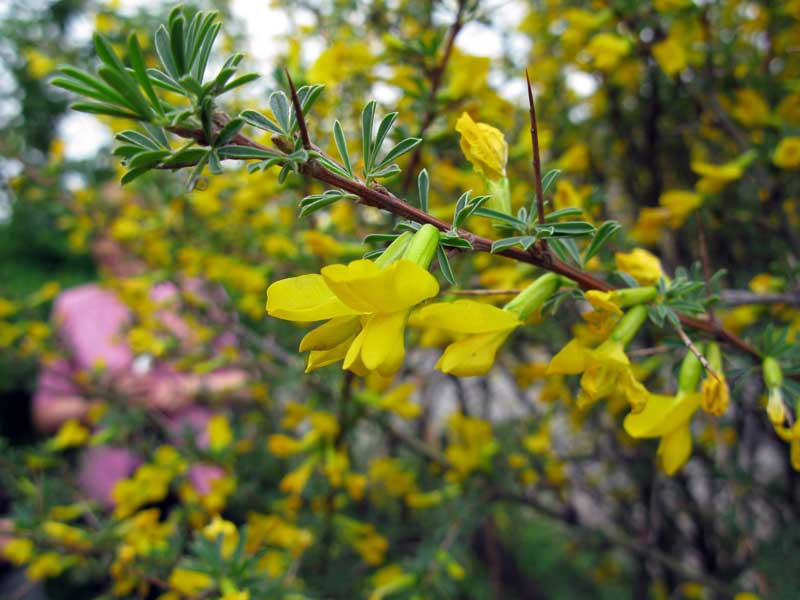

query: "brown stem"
xmin=164 ymin=119 xmax=762 ymax=361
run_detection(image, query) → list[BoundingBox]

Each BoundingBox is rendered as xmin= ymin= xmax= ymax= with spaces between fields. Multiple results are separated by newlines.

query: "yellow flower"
xmin=2 ymin=538 xmax=34 ymax=565
xmin=691 ymin=151 xmax=755 ymax=192
xmin=631 ymin=207 xmax=670 ymax=245
xmin=731 ymin=89 xmax=770 ymax=128
xmin=267 ymin=434 xmax=304 ymax=457
xmin=652 ymin=36 xmax=687 ymax=77
xmin=585 ymin=291 xmax=624 ymax=316
xmin=267 ymin=258 xmax=439 ymax=376
xmin=585 ymin=33 xmax=630 ymax=71
xmin=775 ymin=421 xmax=800 ymax=471
xmin=203 ymin=516 xmax=239 ymax=558
xmin=455 ymin=112 xmax=508 ymax=181
xmin=51 ymin=419 xmax=90 ymax=450
xmin=625 ymin=391 xmax=701 ymax=474
xmin=659 ymin=190 xmax=703 ymax=228
xmin=548 ymin=306 xmax=650 ymax=411
xmin=221 ymin=591 xmax=249 ymax=600
xmin=207 ymin=414 xmax=233 ymax=451
xmin=701 ymin=375 xmax=729 ymax=416
xmin=26 ymin=552 xmax=67 ymax=581
xmin=416 ymin=300 xmax=521 ymax=376
xmin=378 ymin=383 xmax=420 ymax=419
xmin=279 ymin=460 xmax=315 ymax=496
xmin=556 ymin=143 xmax=590 ymax=173
xmin=773 ymin=137 xmax=800 ymax=170
xmin=167 ymin=568 xmax=213 ymax=596
xmin=615 ymin=249 xmax=664 ymax=285
xmin=445 ymin=413 xmax=498 ymax=478
xmin=700 ymin=343 xmax=728 ymax=416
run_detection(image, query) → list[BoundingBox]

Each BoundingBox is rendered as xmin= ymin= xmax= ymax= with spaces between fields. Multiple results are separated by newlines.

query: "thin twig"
xmin=494 ymin=491 xmax=739 ymax=596
xmin=674 ymin=322 xmax=720 ymax=381
xmin=696 ymin=211 xmax=716 ymax=323
xmin=400 ymin=0 xmax=466 ymax=192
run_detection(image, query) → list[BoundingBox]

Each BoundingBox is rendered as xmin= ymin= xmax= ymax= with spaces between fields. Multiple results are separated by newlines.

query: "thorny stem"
xmin=165 ymin=100 xmax=763 ymax=362
xmin=285 ymin=69 xmax=311 ymax=150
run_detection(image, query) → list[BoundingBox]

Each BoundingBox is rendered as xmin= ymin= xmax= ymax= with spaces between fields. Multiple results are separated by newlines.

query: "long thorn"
xmin=526 ymin=69 xmax=546 ymax=227
xmin=285 ymin=68 xmax=311 ymax=149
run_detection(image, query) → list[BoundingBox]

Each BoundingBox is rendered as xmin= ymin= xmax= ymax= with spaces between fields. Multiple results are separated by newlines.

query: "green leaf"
xmin=97 ymin=66 xmax=152 ymax=117
xmin=299 ymin=195 xmax=340 ymax=217
xmin=373 ymin=112 xmax=398 ymax=157
xmin=127 ymin=34 xmax=163 ymax=115
xmin=583 ymin=220 xmax=621 ymax=263
xmin=490 ymin=236 xmax=535 ymax=253
xmin=187 ymin=151 xmax=210 ymax=190
xmin=314 ymin=154 xmax=352 ymax=179
xmin=440 ymin=236 xmax=473 ymax=250
xmin=193 ymin=22 xmax=221 ymax=81
xmin=147 ymin=68 xmax=183 ymax=94
xmin=215 ymin=117 xmax=245 ymax=146
xmin=54 ymin=67 xmax=129 ymax=107
xmin=93 ymin=33 xmax=126 ymax=71
xmin=162 ymin=147 xmax=207 ymax=167
xmin=216 ymin=145 xmax=281 ymax=160
xmin=333 ymin=120 xmax=353 ymax=177
xmin=361 ymin=100 xmax=377 ymax=172
xmin=116 ymin=130 xmax=160 ymax=150
xmin=120 ymin=166 xmax=152 ymax=185
xmin=544 ymin=207 xmax=583 ymax=221
xmin=71 ymin=101 xmax=143 ymax=120
xmin=363 ymin=233 xmax=400 ymax=244
xmin=418 ymin=169 xmax=429 ymax=213
xmin=369 ymin=164 xmax=401 ymax=179
xmin=473 ymin=207 xmax=527 ymax=230
xmin=169 ymin=14 xmax=186 ymax=75
xmin=536 ymin=221 xmax=595 ymax=237
xmin=374 ymin=137 xmax=421 ymax=169
xmin=541 ymin=168 xmax=561 ymax=195
xmin=269 ymin=91 xmax=291 ymax=132
xmin=219 ymin=73 xmax=259 ymax=95
xmin=240 ymin=110 xmax=283 ymax=135
xmin=208 ymin=150 xmax=223 ymax=174
xmin=154 ymin=25 xmax=180 ymax=81
xmin=548 ymin=238 xmax=582 ymax=266
xmin=436 ymin=245 xmax=456 ymax=286
xmin=127 ymin=150 xmax=170 ymax=170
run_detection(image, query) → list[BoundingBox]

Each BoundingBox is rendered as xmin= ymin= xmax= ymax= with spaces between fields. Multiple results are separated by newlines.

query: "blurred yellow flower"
xmin=773 ymin=137 xmax=800 ymax=169
xmin=615 ymin=249 xmax=664 ymax=285
xmin=455 ymin=112 xmax=508 ymax=181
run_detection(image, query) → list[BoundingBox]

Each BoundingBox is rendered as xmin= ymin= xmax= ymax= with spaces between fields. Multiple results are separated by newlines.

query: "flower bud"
xmin=402 ymin=224 xmax=440 ymax=269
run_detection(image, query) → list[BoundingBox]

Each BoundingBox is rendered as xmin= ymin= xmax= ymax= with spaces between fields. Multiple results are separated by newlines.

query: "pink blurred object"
xmin=33 ymin=281 xmax=238 ymax=508
xmin=77 ymin=447 xmax=142 ymax=508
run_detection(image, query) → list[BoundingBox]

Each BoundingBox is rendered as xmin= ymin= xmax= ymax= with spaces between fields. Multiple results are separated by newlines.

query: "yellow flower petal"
xmin=624 ymin=392 xmax=700 ymax=438
xmin=657 ymin=423 xmax=693 ymax=475
xmin=416 ymin=300 xmax=521 ymax=334
xmin=584 ymin=290 xmax=623 ymax=316
xmin=360 ymin=311 xmax=408 ymax=375
xmin=547 ymin=338 xmax=590 ymax=375
xmin=267 ymin=274 xmax=357 ymax=321
xmin=455 ymin=112 xmax=508 ymax=181
xmin=436 ymin=329 xmax=515 ymax=377
xmin=614 ymin=249 xmax=664 ymax=285
xmin=300 ymin=316 xmax=361 ymax=351
xmin=322 ymin=259 xmax=439 ymax=314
